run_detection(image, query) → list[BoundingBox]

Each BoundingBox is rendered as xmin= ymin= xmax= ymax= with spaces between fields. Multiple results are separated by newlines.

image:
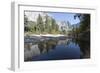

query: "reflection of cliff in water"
xmin=24 ymin=35 xmax=90 ymax=61
xmin=24 ymin=38 xmax=58 ymax=61
xmin=24 ymin=37 xmax=72 ymax=61
xmin=38 ymin=40 xmax=57 ymax=53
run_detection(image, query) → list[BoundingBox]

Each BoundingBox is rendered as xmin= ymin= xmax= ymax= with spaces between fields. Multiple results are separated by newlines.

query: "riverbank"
xmin=25 ymin=34 xmax=67 ymax=37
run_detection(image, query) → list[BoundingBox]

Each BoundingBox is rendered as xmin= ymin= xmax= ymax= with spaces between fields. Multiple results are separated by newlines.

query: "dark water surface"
xmin=24 ymin=36 xmax=90 ymax=62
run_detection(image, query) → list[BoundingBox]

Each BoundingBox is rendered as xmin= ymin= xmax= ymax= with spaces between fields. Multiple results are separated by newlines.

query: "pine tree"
xmin=24 ymin=14 xmax=29 ymax=32
xmin=45 ymin=15 xmax=51 ymax=33
xmin=37 ymin=14 xmax=44 ymax=34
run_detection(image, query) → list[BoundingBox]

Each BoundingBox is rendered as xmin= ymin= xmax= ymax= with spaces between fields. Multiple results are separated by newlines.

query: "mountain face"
xmin=57 ymin=21 xmax=72 ymax=32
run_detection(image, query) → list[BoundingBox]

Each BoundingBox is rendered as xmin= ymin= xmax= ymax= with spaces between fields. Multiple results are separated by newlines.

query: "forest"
xmin=24 ymin=13 xmax=74 ymax=35
xmin=24 ymin=12 xmax=90 ymax=38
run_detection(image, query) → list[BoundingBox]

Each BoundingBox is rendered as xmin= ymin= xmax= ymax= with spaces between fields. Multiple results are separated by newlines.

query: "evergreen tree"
xmin=37 ymin=14 xmax=44 ymax=33
xmin=45 ymin=15 xmax=51 ymax=33
xmin=74 ymin=14 xmax=90 ymax=33
xmin=24 ymin=14 xmax=29 ymax=32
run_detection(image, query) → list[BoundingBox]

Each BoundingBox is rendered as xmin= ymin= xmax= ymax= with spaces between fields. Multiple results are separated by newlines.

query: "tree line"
xmin=24 ymin=14 xmax=62 ymax=34
xmin=72 ymin=14 xmax=90 ymax=38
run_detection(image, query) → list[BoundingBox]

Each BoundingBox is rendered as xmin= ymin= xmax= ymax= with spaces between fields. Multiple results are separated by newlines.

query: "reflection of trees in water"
xmin=57 ymin=38 xmax=72 ymax=48
xmin=24 ymin=43 xmax=32 ymax=51
xmin=75 ymin=31 xmax=90 ymax=58
xmin=24 ymin=38 xmax=67 ymax=61
xmin=38 ymin=38 xmax=72 ymax=54
xmin=38 ymin=39 xmax=58 ymax=53
xmin=24 ymin=36 xmax=90 ymax=61
xmin=24 ymin=43 xmax=40 ymax=61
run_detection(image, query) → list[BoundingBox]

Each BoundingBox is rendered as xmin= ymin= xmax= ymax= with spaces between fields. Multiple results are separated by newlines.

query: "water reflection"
xmin=75 ymin=38 xmax=90 ymax=58
xmin=38 ymin=40 xmax=57 ymax=53
xmin=24 ymin=37 xmax=90 ymax=61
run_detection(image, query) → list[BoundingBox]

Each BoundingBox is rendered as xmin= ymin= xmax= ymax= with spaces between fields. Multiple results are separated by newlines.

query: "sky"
xmin=25 ymin=11 xmax=80 ymax=25
xmin=47 ymin=12 xmax=80 ymax=25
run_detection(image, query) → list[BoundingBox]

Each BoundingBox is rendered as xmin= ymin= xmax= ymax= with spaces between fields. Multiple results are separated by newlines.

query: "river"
xmin=24 ymin=36 xmax=90 ymax=62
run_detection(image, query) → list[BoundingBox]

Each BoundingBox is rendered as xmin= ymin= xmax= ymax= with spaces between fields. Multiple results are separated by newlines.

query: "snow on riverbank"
xmin=25 ymin=34 xmax=67 ymax=37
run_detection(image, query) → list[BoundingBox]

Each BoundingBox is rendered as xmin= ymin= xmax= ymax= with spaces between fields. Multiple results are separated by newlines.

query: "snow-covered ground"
xmin=29 ymin=34 xmax=67 ymax=37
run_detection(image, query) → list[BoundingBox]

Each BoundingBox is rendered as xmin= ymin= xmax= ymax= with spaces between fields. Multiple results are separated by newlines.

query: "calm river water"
xmin=24 ymin=36 xmax=90 ymax=61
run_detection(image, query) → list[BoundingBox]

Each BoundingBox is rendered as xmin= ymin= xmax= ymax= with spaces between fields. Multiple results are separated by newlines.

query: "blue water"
xmin=32 ymin=41 xmax=81 ymax=61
